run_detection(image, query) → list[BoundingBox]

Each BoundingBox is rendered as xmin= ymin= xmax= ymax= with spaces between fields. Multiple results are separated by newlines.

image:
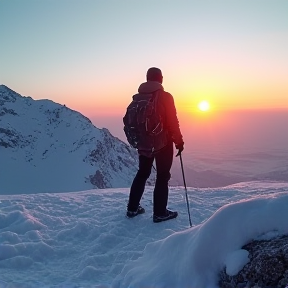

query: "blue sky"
xmin=1 ymin=0 xmax=288 ymax=117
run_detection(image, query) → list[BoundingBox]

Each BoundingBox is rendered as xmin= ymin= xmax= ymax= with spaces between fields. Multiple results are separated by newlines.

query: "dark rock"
xmin=89 ymin=170 xmax=108 ymax=189
xmin=219 ymin=235 xmax=288 ymax=288
xmin=0 ymin=107 xmax=18 ymax=116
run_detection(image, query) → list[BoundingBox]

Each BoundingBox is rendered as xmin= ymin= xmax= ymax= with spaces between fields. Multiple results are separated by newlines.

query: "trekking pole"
xmin=179 ymin=153 xmax=192 ymax=227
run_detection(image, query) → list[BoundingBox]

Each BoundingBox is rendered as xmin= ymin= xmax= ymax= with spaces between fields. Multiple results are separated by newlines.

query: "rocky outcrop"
xmin=219 ymin=234 xmax=288 ymax=288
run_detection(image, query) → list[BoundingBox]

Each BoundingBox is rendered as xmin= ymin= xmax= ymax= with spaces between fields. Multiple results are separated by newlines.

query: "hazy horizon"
xmin=90 ymin=108 xmax=288 ymax=187
xmin=90 ymin=108 xmax=288 ymax=151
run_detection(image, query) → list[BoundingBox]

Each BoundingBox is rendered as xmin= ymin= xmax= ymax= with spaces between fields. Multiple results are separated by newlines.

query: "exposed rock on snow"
xmin=219 ymin=234 xmax=288 ymax=288
xmin=0 ymin=84 xmax=140 ymax=193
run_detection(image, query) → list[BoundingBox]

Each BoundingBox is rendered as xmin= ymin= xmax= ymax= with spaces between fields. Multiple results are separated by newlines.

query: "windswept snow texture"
xmin=0 ymin=181 xmax=288 ymax=288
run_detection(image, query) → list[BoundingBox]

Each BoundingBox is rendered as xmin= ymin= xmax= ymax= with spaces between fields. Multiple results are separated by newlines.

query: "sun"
xmin=197 ymin=100 xmax=210 ymax=112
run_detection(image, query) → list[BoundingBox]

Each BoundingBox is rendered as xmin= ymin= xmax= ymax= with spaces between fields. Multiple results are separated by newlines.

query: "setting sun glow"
xmin=198 ymin=101 xmax=210 ymax=112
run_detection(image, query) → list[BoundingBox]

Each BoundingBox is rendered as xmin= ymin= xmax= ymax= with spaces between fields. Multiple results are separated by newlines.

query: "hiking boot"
xmin=126 ymin=205 xmax=145 ymax=218
xmin=153 ymin=209 xmax=178 ymax=223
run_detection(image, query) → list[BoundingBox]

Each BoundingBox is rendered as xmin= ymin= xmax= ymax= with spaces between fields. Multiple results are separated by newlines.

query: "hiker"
xmin=125 ymin=67 xmax=184 ymax=223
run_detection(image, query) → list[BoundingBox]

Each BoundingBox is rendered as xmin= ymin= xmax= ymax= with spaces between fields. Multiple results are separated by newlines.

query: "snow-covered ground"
xmin=1 ymin=181 xmax=288 ymax=288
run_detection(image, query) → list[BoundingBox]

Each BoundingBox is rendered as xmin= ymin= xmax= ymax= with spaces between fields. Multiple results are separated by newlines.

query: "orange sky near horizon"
xmin=61 ymin=77 xmax=287 ymax=119
xmin=1 ymin=1 xmax=287 ymax=122
xmin=47 ymin=48 xmax=288 ymax=118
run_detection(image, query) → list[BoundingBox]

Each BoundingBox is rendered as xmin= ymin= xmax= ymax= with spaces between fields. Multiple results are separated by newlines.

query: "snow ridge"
xmin=113 ymin=189 xmax=288 ymax=288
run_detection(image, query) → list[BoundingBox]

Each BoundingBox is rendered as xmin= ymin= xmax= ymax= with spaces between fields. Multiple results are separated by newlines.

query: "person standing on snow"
xmin=126 ymin=67 xmax=184 ymax=223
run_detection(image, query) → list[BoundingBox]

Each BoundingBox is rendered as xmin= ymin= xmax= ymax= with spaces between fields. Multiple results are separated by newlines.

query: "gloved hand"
xmin=175 ymin=142 xmax=184 ymax=157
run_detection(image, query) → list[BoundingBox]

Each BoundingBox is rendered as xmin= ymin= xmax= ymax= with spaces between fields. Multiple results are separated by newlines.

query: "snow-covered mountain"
xmin=0 ymin=85 xmax=139 ymax=194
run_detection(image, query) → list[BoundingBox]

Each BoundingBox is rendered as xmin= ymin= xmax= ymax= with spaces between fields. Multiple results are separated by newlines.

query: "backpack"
xmin=123 ymin=90 xmax=168 ymax=156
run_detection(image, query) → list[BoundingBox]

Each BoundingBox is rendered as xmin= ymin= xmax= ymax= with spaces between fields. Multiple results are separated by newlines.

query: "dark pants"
xmin=127 ymin=141 xmax=173 ymax=216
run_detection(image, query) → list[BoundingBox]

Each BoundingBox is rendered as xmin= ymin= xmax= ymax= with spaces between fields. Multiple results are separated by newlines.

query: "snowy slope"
xmin=0 ymin=85 xmax=139 ymax=194
xmin=0 ymin=181 xmax=288 ymax=287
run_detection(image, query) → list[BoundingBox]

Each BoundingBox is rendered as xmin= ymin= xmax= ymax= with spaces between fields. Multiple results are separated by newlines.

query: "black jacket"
xmin=137 ymin=81 xmax=183 ymax=147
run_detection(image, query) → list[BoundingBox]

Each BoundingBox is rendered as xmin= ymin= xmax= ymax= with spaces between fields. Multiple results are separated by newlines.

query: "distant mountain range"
xmin=0 ymin=85 xmax=141 ymax=194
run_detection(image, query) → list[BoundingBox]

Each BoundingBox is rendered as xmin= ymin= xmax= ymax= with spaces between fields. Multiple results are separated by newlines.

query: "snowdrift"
xmin=0 ymin=181 xmax=287 ymax=287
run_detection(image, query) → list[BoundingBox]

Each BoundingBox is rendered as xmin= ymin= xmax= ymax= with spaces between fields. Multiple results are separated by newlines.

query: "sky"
xmin=1 ymin=182 xmax=288 ymax=287
xmin=1 ymin=0 xmax=288 ymax=122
